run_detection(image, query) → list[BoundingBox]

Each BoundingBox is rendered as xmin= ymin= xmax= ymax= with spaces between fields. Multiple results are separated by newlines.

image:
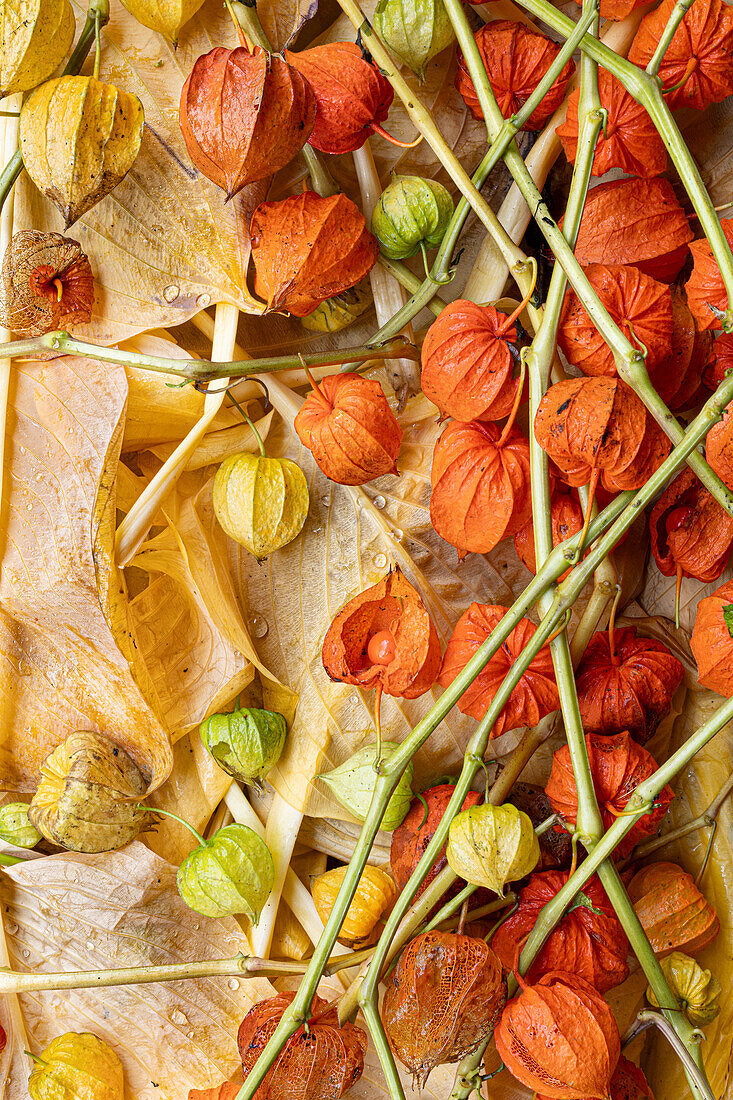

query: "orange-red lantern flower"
xmin=546 ymin=732 xmax=674 ymax=857
xmin=705 ymin=400 xmax=733 ymax=491
xmin=557 ymin=264 xmax=673 ymax=378
xmin=250 ymin=191 xmax=378 ymax=316
xmin=690 ymin=577 xmax=733 ymax=695
xmin=430 ymin=421 xmax=532 ymax=557
xmin=628 ymin=0 xmax=733 ymax=111
xmin=390 ymin=784 xmax=482 ymax=898
xmin=382 ymin=931 xmax=506 ymax=1087
xmin=599 ymin=0 xmax=650 ymax=16
xmin=421 ymin=299 xmax=524 ymax=423
xmin=568 ymin=177 xmax=693 ymax=282
xmin=536 ymin=1056 xmax=656 ymax=1100
xmin=494 ymin=971 xmax=620 ymax=1100
xmin=294 ymin=371 xmax=402 ymax=484
xmin=557 ymin=70 xmax=666 ymax=179
xmin=575 ymin=627 xmax=684 ymax=745
xmin=654 ymin=289 xmax=712 ymax=412
xmin=179 ymin=46 xmax=316 ymax=198
xmin=513 ymin=487 xmax=583 ymax=577
xmin=627 ymin=861 xmax=720 ymax=957
xmin=704 ymin=331 xmax=733 ymax=390
xmin=438 ymin=602 xmax=559 ymax=734
xmin=0 ymin=229 xmax=94 ymax=337
xmin=493 ymin=870 xmax=629 ymax=993
xmin=684 ymin=218 xmax=733 ymax=332
xmin=455 ymin=21 xmax=574 ymax=131
xmin=284 ymin=42 xmax=394 ymax=154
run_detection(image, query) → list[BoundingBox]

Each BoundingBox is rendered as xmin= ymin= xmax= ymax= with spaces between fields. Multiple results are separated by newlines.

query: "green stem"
xmin=0 ymin=332 xmax=418 ymax=380
xmin=142 ymin=806 xmax=206 ymax=847
xmin=301 ymin=144 xmax=339 ymax=198
xmin=376 ymin=258 xmax=445 ymax=316
xmin=646 ymin=0 xmax=696 ymax=75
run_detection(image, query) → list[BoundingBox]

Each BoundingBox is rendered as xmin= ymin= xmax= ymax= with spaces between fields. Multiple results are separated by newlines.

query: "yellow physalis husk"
xmin=301 ymin=281 xmax=373 ymax=333
xmin=648 ymin=951 xmax=722 ymax=1026
xmin=446 ymin=803 xmax=540 ymax=894
xmin=28 ymin=731 xmax=153 ymax=853
xmin=213 ymin=451 xmax=309 ymax=560
xmin=118 ymin=0 xmax=206 ymax=44
xmin=0 ymin=0 xmax=74 ymax=98
xmin=28 ymin=1032 xmax=124 ymax=1100
xmin=312 ymin=864 xmax=398 ymax=948
xmin=20 ymin=75 xmax=144 ymax=227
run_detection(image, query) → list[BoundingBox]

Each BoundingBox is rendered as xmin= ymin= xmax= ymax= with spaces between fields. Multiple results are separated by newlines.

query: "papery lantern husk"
xmin=534 ymin=377 xmax=671 ymax=494
xmin=312 ymin=865 xmax=397 ymax=947
xmin=177 ymin=823 xmax=274 ymax=921
xmin=0 ymin=0 xmax=74 ymax=99
xmin=320 ymin=742 xmax=414 ymax=831
xmin=284 ymin=42 xmax=393 ymax=154
xmin=704 ymin=331 xmax=733 ymax=390
xmin=685 ymin=218 xmax=733 ymax=331
xmin=557 ymin=264 xmax=673 ymax=378
xmin=238 ymin=992 xmax=368 ymax=1100
xmin=627 ymin=861 xmax=720 ymax=956
xmin=654 ymin=288 xmax=713 ymax=412
xmin=575 ymin=627 xmax=684 ymax=745
xmin=493 ymin=871 xmax=629 ymax=993
xmin=705 ymin=401 xmax=733 ymax=491
xmin=180 ymin=46 xmax=315 ymax=198
xmin=507 ymin=783 xmax=573 ymax=871
xmin=567 ymin=177 xmax=693 ymax=282
xmin=446 ymin=803 xmax=540 ymax=893
xmin=381 ymin=931 xmax=507 ymax=1086
xmin=545 ymin=732 xmax=674 ymax=857
xmin=430 ymin=421 xmax=532 ymax=556
xmin=250 ymin=192 xmax=378 ymax=317
xmin=647 ymin=950 xmax=721 ymax=1024
xmin=455 ymin=21 xmax=574 ymax=131
xmin=513 ymin=488 xmax=583 ymax=577
xmin=690 ymin=577 xmax=733 ymax=694
xmin=28 ymin=1033 xmax=124 ymax=1100
xmin=600 ymin=0 xmax=650 ymax=16
xmin=390 ymin=784 xmax=482 ymax=898
xmin=557 ymin=70 xmax=666 ymax=178
xmin=0 ymin=229 xmax=94 ymax=337
xmin=294 ymin=372 xmax=402 ymax=485
xmin=536 ymin=1056 xmax=656 ymax=1100
xmin=439 ymin=602 xmax=558 ymax=732
xmin=190 ymin=1076 xmax=243 ymax=1100
xmin=649 ymin=466 xmax=733 ymax=585
xmin=373 ymin=0 xmax=455 ymax=80
xmin=371 ymin=175 xmax=454 ymax=261
xmin=628 ymin=0 xmax=733 ymax=110
xmin=421 ymin=299 xmax=524 ymax=422
xmin=495 ymin=971 xmax=620 ymax=1100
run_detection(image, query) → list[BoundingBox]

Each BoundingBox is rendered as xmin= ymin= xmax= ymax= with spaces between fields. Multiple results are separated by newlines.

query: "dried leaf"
xmin=0 ymin=0 xmax=74 ymax=98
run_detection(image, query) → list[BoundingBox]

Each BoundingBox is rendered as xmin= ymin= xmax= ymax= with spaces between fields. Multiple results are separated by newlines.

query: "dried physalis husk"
xmin=647 ymin=951 xmax=721 ymax=1025
xmin=177 ymin=823 xmax=274 ymax=921
xmin=213 ymin=450 xmax=309 ymax=559
xmin=373 ymin=0 xmax=455 ymax=79
xmin=200 ymin=706 xmax=287 ymax=786
xmin=320 ymin=743 xmax=414 ymax=831
xmin=0 ymin=229 xmax=94 ymax=337
xmin=28 ymin=1033 xmax=124 ymax=1100
xmin=301 ymin=281 xmax=373 ymax=334
xmin=28 ymin=731 xmax=152 ymax=853
xmin=0 ymin=802 xmax=42 ymax=849
xmin=381 ymin=931 xmax=506 ymax=1086
xmin=0 ymin=0 xmax=74 ymax=98
xmin=627 ymin=861 xmax=720 ymax=957
xmin=312 ymin=864 xmax=398 ymax=947
xmin=446 ymin=803 xmax=539 ymax=894
xmin=20 ymin=76 xmax=144 ymax=227
xmin=120 ymin=0 xmax=206 ymax=45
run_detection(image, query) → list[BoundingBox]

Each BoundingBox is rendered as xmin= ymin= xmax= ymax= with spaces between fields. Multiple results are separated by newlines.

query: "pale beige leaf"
xmin=258 ymin=0 xmax=319 ymax=50
xmin=638 ymin=558 xmax=733 ymax=636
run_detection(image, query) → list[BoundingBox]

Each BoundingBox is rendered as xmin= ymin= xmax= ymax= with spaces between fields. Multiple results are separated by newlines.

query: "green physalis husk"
xmin=446 ymin=803 xmax=540 ymax=894
xmin=373 ymin=0 xmax=455 ymax=79
xmin=213 ymin=451 xmax=309 ymax=560
xmin=0 ymin=802 xmax=42 ymax=849
xmin=200 ymin=706 xmax=287 ymax=786
xmin=320 ymin=742 xmax=414 ymax=831
xmin=371 ymin=175 xmax=454 ymax=263
xmin=177 ymin=823 xmax=274 ymax=921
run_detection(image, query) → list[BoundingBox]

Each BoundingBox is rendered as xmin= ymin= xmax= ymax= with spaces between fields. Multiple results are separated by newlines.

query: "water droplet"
xmin=171 ymin=1009 xmax=189 ymax=1026
xmin=196 ymin=293 xmax=211 ymax=308
xmin=390 ymin=529 xmax=404 ymax=542
xmin=18 ymin=660 xmax=31 ymax=677
xmin=34 ymin=473 xmax=43 ymax=482
xmin=373 ymin=495 xmax=386 ymax=509
xmin=152 ymin=224 xmax=164 ymax=233
xmin=85 ymin=940 xmax=95 ymax=951
xmin=249 ymin=615 xmax=269 ymax=640
xmin=163 ymin=284 xmax=180 ymax=303
xmin=6 ymin=921 xmax=18 ymax=935
xmin=22 ymin=949 xmax=30 ymax=959
xmin=228 ymin=978 xmax=240 ymax=990
xmin=26 ymin=503 xmax=33 ymax=511
xmin=374 ymin=553 xmax=387 ymax=569
xmin=319 ymin=493 xmax=330 ymax=506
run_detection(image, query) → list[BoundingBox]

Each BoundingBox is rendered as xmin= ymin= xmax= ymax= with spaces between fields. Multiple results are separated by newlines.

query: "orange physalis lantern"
xmin=455 ymin=21 xmax=574 ymax=131
xmin=381 ymin=931 xmax=506 ymax=1086
xmin=390 ymin=784 xmax=482 ymax=898
xmin=545 ymin=732 xmax=674 ymax=857
xmin=430 ymin=421 xmax=532 ymax=556
xmin=654 ymin=289 xmax=712 ymax=412
xmin=704 ymin=331 xmax=733 ymax=390
xmin=284 ymin=42 xmax=394 ymax=154
xmin=557 ymin=70 xmax=666 ymax=179
xmin=557 ymin=264 xmax=673 ymax=378
xmin=190 ymin=1077 xmax=243 ymax=1100
xmin=493 ymin=871 xmax=629 ymax=993
xmin=294 ymin=371 xmax=402 ymax=484
xmin=421 ymin=299 xmax=525 ymax=422
xmin=250 ymin=191 xmax=378 ymax=316
xmin=575 ymin=627 xmax=684 ymax=745
xmin=179 ymin=46 xmax=316 ymax=197
xmin=438 ymin=602 xmax=559 ymax=733
xmin=690 ymin=578 xmax=733 ymax=695
xmin=513 ymin=487 xmax=583 ymax=577
xmin=628 ymin=0 xmax=733 ymax=111
xmin=569 ymin=177 xmax=693 ymax=282
xmin=684 ymin=218 xmax=733 ymax=331
xmin=237 ymin=992 xmax=368 ymax=1100
xmin=494 ymin=971 xmax=620 ymax=1100
xmin=705 ymin=401 xmax=733 ymax=491
xmin=627 ymin=862 xmax=720 ymax=957
xmin=536 ymin=1056 xmax=656 ymax=1100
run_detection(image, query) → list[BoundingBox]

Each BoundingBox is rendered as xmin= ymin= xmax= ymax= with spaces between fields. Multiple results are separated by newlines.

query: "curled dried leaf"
xmin=311 ymin=864 xmax=397 ymax=947
xmin=0 ymin=229 xmax=94 ymax=337
xmin=647 ymin=951 xmax=721 ymax=1024
xmin=649 ymin=466 xmax=733 ymax=585
xmin=690 ymin=578 xmax=733 ymax=695
xmin=390 ymin=784 xmax=482 ymax=898
xmin=628 ymin=861 xmax=720 ymax=957
xmin=446 ymin=802 xmax=540 ymax=893
xmin=684 ymin=218 xmax=733 ymax=331
xmin=0 ymin=0 xmax=74 ymax=98
xmin=28 ymin=1033 xmax=124 ymax=1100
xmin=513 ymin=488 xmax=583 ymax=577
